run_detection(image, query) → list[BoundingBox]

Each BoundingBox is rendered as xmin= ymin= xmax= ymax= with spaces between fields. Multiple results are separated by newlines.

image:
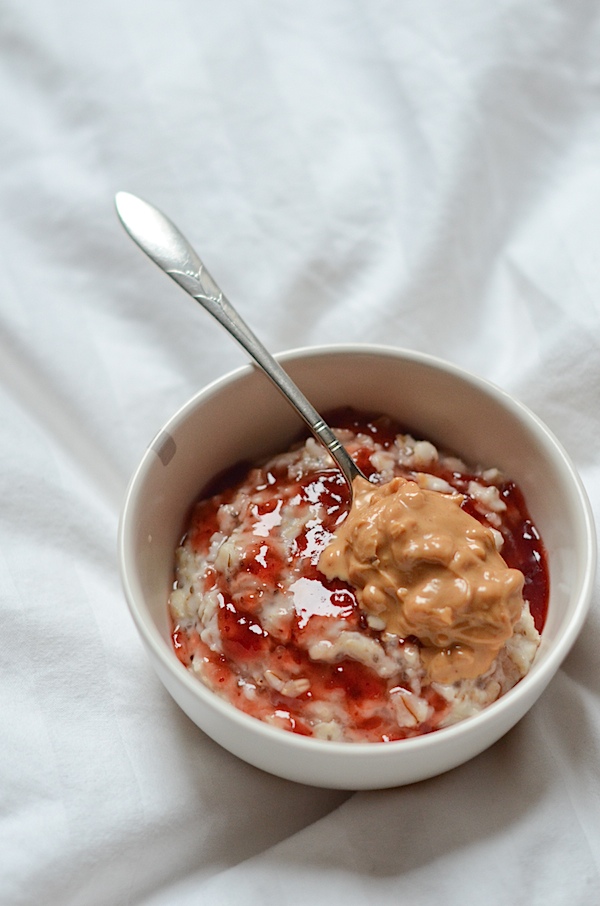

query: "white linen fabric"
xmin=1 ymin=1 xmax=599 ymax=903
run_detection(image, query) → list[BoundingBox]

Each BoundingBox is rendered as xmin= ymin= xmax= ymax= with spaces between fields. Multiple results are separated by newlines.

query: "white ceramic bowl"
xmin=119 ymin=345 xmax=596 ymax=789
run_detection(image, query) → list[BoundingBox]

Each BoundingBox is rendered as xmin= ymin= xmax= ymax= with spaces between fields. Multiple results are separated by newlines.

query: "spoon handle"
xmin=115 ymin=192 xmax=362 ymax=489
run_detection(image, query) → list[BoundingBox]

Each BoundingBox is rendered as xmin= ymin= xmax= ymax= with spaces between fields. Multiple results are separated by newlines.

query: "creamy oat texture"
xmin=169 ymin=417 xmax=544 ymax=743
xmin=318 ymin=475 xmax=526 ymax=684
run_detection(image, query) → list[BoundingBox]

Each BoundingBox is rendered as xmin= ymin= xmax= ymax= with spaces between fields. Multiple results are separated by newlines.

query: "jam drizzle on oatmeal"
xmin=170 ymin=410 xmax=549 ymax=743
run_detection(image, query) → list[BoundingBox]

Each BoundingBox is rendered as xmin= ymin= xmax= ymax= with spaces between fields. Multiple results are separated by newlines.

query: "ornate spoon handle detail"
xmin=115 ymin=192 xmax=364 ymax=490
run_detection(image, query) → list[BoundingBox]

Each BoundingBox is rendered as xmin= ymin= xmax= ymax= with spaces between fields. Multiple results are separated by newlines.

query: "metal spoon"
xmin=114 ymin=191 xmax=365 ymax=492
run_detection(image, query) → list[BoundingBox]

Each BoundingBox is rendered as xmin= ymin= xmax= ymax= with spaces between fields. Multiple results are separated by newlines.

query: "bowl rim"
xmin=119 ymin=342 xmax=597 ymax=760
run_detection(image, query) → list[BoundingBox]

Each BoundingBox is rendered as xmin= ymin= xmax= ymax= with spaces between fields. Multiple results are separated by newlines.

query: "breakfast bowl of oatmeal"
xmin=118 ymin=345 xmax=595 ymax=789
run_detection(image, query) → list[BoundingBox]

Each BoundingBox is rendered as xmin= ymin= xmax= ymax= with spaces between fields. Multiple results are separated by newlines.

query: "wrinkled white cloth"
xmin=1 ymin=1 xmax=599 ymax=904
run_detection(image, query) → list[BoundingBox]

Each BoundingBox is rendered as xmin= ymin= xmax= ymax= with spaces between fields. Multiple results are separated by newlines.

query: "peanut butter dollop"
xmin=318 ymin=476 xmax=525 ymax=683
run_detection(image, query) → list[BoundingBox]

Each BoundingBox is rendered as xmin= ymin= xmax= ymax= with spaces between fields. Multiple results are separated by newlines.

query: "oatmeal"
xmin=169 ymin=409 xmax=548 ymax=743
